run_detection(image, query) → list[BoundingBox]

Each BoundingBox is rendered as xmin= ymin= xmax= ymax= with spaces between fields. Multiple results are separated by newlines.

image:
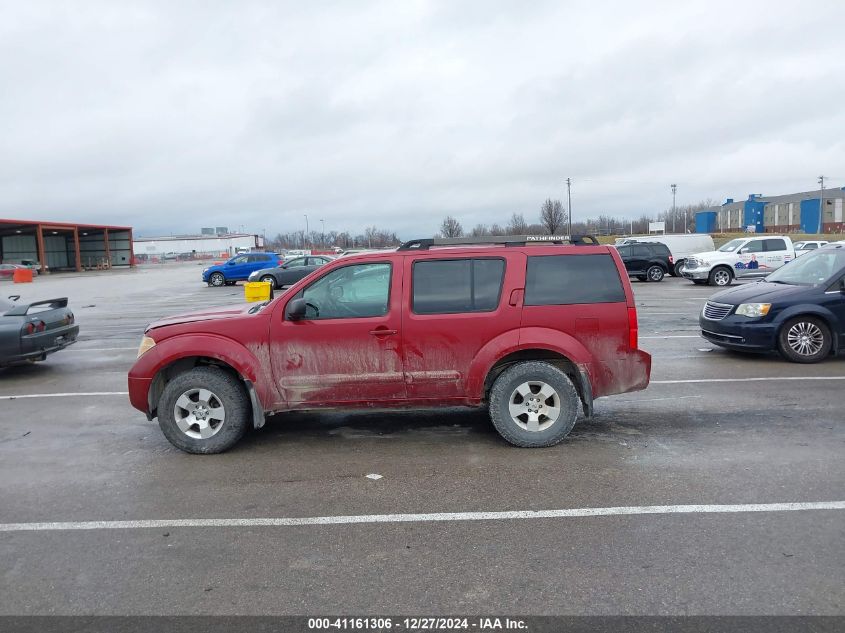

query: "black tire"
xmin=777 ymin=316 xmax=832 ymax=364
xmin=673 ymin=260 xmax=685 ymax=277
xmin=157 ymin=367 xmax=250 ymax=454
xmin=635 ymin=275 xmax=647 ymax=282
xmin=646 ymin=265 xmax=665 ymax=282
xmin=208 ymin=272 xmax=225 ymax=287
xmin=708 ymin=266 xmax=733 ymax=287
xmin=260 ymin=275 xmax=278 ymax=289
xmin=488 ymin=361 xmax=580 ymax=448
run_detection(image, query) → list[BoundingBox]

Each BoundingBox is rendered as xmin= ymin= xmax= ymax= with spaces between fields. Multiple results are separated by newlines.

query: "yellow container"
xmin=244 ymin=281 xmax=273 ymax=302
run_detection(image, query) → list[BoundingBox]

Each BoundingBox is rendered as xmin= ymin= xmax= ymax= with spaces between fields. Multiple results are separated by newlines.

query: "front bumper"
xmin=2 ymin=324 xmax=79 ymax=366
xmin=682 ymin=267 xmax=711 ymax=280
xmin=699 ymin=314 xmax=777 ymax=351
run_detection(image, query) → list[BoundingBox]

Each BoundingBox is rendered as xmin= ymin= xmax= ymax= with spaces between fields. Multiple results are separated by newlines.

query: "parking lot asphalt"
xmin=0 ymin=263 xmax=843 ymax=615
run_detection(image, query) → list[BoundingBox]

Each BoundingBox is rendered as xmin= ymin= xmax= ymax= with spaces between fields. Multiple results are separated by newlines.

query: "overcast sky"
xmin=2 ymin=0 xmax=844 ymax=238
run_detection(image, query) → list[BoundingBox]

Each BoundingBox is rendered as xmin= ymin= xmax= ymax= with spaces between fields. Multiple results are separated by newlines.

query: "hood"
xmin=147 ymin=303 xmax=253 ymax=330
xmin=690 ymin=250 xmax=724 ymax=260
xmin=709 ymin=281 xmax=811 ymax=305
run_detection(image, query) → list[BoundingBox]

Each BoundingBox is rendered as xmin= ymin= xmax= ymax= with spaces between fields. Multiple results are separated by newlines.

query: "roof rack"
xmin=397 ymin=234 xmax=600 ymax=251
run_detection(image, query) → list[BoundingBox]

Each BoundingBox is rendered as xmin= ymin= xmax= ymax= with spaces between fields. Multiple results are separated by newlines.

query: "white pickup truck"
xmin=681 ymin=235 xmax=795 ymax=286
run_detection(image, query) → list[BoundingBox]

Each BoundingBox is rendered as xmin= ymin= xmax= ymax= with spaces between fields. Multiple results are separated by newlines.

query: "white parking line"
xmin=65 ymin=347 xmax=137 ymax=352
xmin=0 ymin=392 xmax=128 ymax=401
xmin=0 ymin=501 xmax=841 ymax=533
xmin=651 ymin=377 xmax=845 ymax=384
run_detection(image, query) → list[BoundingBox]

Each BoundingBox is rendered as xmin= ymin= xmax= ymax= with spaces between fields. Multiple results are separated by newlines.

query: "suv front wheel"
xmin=157 ymin=367 xmax=250 ymax=453
xmin=489 ymin=361 xmax=580 ymax=447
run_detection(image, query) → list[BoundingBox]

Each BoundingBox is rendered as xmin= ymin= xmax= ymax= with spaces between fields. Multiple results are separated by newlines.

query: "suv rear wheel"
xmin=489 ymin=361 xmax=579 ymax=447
xmin=157 ymin=367 xmax=250 ymax=453
xmin=647 ymin=265 xmax=665 ymax=282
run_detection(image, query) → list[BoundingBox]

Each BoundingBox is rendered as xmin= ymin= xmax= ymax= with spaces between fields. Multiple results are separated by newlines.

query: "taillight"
xmin=668 ymin=255 xmax=674 ymax=264
xmin=24 ymin=321 xmax=45 ymax=334
xmin=627 ymin=307 xmax=638 ymax=349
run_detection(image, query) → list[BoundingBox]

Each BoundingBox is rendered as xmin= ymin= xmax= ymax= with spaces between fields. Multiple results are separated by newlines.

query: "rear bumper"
xmin=2 ymin=324 xmax=79 ymax=365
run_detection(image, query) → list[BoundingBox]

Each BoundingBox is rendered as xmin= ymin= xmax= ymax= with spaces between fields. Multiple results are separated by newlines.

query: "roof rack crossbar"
xmin=397 ymin=234 xmax=600 ymax=250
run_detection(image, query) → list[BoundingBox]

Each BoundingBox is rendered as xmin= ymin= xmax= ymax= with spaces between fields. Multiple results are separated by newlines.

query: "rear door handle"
xmin=369 ymin=328 xmax=398 ymax=336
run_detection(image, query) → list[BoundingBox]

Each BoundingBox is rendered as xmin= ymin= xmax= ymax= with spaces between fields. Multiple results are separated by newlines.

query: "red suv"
xmin=128 ymin=236 xmax=651 ymax=453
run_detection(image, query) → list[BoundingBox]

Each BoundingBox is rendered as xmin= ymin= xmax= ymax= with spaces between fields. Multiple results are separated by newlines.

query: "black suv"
xmin=615 ymin=242 xmax=673 ymax=282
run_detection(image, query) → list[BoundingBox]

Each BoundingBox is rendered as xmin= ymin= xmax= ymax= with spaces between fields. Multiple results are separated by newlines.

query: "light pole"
xmin=818 ymin=176 xmax=826 ymax=234
xmin=320 ymin=219 xmax=325 ymax=248
xmin=304 ymin=214 xmax=309 ymax=248
xmin=671 ymin=184 xmax=677 ymax=233
xmin=566 ymin=177 xmax=572 ymax=237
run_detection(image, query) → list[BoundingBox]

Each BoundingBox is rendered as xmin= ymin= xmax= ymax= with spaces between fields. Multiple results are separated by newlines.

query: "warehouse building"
xmin=0 ymin=218 xmax=134 ymax=273
xmin=696 ymin=186 xmax=845 ymax=234
xmin=132 ymin=233 xmax=265 ymax=260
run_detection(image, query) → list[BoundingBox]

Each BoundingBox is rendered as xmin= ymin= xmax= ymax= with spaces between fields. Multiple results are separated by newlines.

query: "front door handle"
xmin=369 ymin=328 xmax=398 ymax=336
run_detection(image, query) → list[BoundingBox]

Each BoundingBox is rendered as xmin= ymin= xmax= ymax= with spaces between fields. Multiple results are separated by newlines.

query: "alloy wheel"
xmin=786 ymin=322 xmax=825 ymax=357
xmin=507 ymin=381 xmax=561 ymax=432
xmin=173 ymin=388 xmax=226 ymax=439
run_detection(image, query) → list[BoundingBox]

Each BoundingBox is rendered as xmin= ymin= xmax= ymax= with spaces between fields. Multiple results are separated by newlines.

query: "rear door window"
xmin=525 ymin=254 xmax=625 ymax=305
xmin=412 ymin=258 xmax=505 ymax=314
xmin=764 ymin=239 xmax=787 ymax=252
xmin=632 ymin=245 xmax=651 ymax=258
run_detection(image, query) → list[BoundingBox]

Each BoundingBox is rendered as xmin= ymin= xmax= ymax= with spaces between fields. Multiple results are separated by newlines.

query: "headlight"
xmin=736 ymin=303 xmax=771 ymax=318
xmin=137 ymin=335 xmax=156 ymax=358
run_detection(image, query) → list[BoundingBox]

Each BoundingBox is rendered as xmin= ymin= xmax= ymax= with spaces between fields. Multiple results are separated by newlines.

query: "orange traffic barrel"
xmin=13 ymin=267 xmax=34 ymax=283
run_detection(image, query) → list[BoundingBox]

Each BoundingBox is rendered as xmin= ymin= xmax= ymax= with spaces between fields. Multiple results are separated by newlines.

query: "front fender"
xmin=774 ymin=304 xmax=843 ymax=349
xmin=128 ymin=333 xmax=279 ymax=417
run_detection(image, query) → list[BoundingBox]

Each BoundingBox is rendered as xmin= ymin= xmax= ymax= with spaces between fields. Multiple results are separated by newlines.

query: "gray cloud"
xmin=1 ymin=0 xmax=843 ymax=238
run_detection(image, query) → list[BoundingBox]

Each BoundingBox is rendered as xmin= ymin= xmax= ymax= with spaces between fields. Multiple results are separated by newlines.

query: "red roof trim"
xmin=0 ymin=218 xmax=133 ymax=231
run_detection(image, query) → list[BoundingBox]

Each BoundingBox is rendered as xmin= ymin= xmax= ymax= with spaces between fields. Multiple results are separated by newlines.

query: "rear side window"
xmin=413 ymin=258 xmax=505 ymax=314
xmin=633 ymin=245 xmax=651 ymax=257
xmin=765 ymin=239 xmax=787 ymax=252
xmin=525 ymin=254 xmax=625 ymax=305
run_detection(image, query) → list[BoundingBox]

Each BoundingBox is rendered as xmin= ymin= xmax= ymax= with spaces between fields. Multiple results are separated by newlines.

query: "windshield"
xmin=718 ymin=239 xmax=746 ymax=252
xmin=766 ymin=248 xmax=845 ymax=286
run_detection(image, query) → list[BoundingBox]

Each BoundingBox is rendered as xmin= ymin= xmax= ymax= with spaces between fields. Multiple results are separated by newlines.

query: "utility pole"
xmin=304 ymin=214 xmax=309 ymax=248
xmin=320 ymin=219 xmax=325 ymax=248
xmin=818 ymin=176 xmax=826 ymax=234
xmin=566 ymin=177 xmax=572 ymax=237
xmin=671 ymin=183 xmax=677 ymax=233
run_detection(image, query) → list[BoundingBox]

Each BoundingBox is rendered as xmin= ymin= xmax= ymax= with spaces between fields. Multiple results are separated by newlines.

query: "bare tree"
xmin=540 ymin=198 xmax=566 ymax=234
xmin=440 ymin=215 xmax=464 ymax=238
xmin=470 ymin=223 xmax=489 ymax=237
xmin=507 ymin=212 xmax=528 ymax=234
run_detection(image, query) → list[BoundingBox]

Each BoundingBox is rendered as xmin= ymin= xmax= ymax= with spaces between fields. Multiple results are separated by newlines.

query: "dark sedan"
xmin=0 ymin=296 xmax=79 ymax=367
xmin=247 ymin=255 xmax=333 ymax=289
xmin=699 ymin=244 xmax=845 ymax=363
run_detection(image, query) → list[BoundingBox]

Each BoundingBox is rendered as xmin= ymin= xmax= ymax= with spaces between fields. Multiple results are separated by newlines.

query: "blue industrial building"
xmin=695 ymin=187 xmax=845 ymax=234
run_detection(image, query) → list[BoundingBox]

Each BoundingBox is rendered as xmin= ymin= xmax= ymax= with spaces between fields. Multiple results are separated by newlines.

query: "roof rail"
xmin=397 ymin=234 xmax=600 ymax=251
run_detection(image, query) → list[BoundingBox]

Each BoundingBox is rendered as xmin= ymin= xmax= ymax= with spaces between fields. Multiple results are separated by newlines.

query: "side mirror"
xmin=739 ymin=248 xmax=749 ymax=254
xmin=287 ymin=298 xmax=308 ymax=320
xmin=226 ymin=261 xmax=235 ymax=266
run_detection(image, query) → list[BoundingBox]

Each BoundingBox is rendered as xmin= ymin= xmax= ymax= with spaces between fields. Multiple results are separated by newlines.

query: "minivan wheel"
xmin=157 ymin=367 xmax=250 ymax=454
xmin=777 ymin=316 xmax=831 ymax=364
xmin=209 ymin=272 xmax=225 ymax=287
xmin=489 ymin=361 xmax=579 ymax=447
xmin=709 ymin=266 xmax=733 ymax=287
xmin=260 ymin=275 xmax=277 ymax=289
xmin=647 ymin=265 xmax=665 ymax=282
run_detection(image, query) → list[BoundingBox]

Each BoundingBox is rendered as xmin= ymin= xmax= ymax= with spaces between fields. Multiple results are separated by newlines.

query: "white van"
xmin=615 ymin=234 xmax=715 ymax=276
xmin=681 ymin=235 xmax=795 ymax=287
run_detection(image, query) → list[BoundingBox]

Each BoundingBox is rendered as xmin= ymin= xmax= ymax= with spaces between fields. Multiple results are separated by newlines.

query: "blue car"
xmin=699 ymin=243 xmax=845 ymax=363
xmin=202 ymin=252 xmax=281 ymax=287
